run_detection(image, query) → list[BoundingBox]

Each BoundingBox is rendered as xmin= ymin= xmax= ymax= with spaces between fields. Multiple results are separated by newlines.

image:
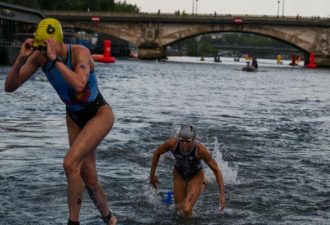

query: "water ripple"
xmin=0 ymin=59 xmax=330 ymax=224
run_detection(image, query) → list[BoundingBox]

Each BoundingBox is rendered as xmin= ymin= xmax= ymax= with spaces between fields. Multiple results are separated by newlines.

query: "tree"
xmin=2 ymin=0 xmax=139 ymax=12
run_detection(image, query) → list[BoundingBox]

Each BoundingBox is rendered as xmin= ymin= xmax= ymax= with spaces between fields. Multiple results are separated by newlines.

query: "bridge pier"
xmin=303 ymin=53 xmax=330 ymax=67
xmin=313 ymin=55 xmax=330 ymax=67
xmin=138 ymin=48 xmax=166 ymax=60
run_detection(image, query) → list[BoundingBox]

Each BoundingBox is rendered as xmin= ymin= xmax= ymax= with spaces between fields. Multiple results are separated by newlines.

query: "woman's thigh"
xmin=184 ymin=169 xmax=204 ymax=210
xmin=173 ymin=169 xmax=187 ymax=207
xmin=65 ymin=105 xmax=114 ymax=164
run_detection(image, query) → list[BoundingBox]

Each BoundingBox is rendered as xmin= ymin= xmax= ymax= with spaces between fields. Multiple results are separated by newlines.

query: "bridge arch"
xmin=61 ymin=22 xmax=141 ymax=46
xmin=161 ymin=24 xmax=312 ymax=54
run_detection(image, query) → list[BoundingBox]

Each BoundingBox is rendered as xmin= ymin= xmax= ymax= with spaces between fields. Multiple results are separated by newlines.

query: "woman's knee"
xmin=183 ymin=206 xmax=193 ymax=216
xmin=63 ymin=156 xmax=80 ymax=177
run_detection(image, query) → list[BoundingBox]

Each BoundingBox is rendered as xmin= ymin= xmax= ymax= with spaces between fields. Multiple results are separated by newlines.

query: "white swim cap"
xmin=179 ymin=124 xmax=196 ymax=139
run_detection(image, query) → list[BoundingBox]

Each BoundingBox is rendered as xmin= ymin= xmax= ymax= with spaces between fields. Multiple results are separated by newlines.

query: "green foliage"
xmin=201 ymin=43 xmax=217 ymax=55
xmin=187 ymin=42 xmax=197 ymax=56
xmin=171 ymin=32 xmax=294 ymax=56
xmin=114 ymin=1 xmax=139 ymax=13
xmin=1 ymin=0 xmax=40 ymax=9
xmin=172 ymin=32 xmax=291 ymax=54
xmin=221 ymin=33 xmax=289 ymax=48
xmin=1 ymin=0 xmax=139 ymax=12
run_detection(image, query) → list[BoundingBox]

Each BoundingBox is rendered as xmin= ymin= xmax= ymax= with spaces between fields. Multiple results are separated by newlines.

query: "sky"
xmin=124 ymin=0 xmax=330 ymax=18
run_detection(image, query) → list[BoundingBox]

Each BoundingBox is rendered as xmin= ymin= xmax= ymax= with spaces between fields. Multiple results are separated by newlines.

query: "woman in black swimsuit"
xmin=149 ymin=124 xmax=226 ymax=216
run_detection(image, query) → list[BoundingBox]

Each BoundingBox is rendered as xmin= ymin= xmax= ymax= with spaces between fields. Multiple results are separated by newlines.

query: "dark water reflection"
xmin=0 ymin=58 xmax=330 ymax=224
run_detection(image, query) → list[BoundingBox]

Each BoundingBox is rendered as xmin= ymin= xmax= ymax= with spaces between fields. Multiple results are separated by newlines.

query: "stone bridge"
xmin=43 ymin=11 xmax=330 ymax=66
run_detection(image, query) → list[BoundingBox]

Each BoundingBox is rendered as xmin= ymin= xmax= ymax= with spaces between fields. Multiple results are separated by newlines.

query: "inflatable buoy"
xmin=92 ymin=40 xmax=116 ymax=63
xmin=277 ymin=55 xmax=283 ymax=64
xmin=289 ymin=54 xmax=298 ymax=66
xmin=245 ymin=54 xmax=253 ymax=60
xmin=306 ymin=53 xmax=317 ymax=68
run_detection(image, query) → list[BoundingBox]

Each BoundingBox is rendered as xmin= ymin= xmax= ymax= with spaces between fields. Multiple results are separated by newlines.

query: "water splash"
xmin=204 ymin=137 xmax=238 ymax=185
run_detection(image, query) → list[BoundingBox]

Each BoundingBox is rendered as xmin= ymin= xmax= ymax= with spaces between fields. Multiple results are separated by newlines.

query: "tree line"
xmin=2 ymin=0 xmax=140 ymax=12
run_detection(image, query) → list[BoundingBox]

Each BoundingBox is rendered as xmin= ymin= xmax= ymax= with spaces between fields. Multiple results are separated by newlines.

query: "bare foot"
xmin=107 ymin=215 xmax=117 ymax=225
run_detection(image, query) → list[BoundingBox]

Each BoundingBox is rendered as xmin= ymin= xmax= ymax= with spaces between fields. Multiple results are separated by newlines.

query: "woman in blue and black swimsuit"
xmin=4 ymin=18 xmax=117 ymax=225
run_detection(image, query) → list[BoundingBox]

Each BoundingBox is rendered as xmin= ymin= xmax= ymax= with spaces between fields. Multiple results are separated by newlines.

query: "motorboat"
xmin=242 ymin=61 xmax=257 ymax=72
xmin=214 ymin=54 xmax=221 ymax=62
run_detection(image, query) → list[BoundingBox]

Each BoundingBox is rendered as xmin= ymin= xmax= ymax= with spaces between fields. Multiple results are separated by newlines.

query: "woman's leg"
xmin=173 ymin=169 xmax=187 ymax=212
xmin=81 ymin=151 xmax=117 ymax=224
xmin=66 ymin=112 xmax=83 ymax=222
xmin=64 ymin=105 xmax=114 ymax=222
xmin=182 ymin=169 xmax=204 ymax=216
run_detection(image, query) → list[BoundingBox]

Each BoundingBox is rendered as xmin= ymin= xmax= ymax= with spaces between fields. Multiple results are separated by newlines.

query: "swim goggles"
xmin=179 ymin=138 xmax=193 ymax=143
xmin=33 ymin=46 xmax=47 ymax=51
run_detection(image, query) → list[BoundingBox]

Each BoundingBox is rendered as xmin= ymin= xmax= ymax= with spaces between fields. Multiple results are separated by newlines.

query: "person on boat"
xmin=149 ymin=124 xmax=226 ymax=216
xmin=4 ymin=18 xmax=117 ymax=225
xmin=214 ymin=54 xmax=221 ymax=62
xmin=252 ymin=57 xmax=258 ymax=69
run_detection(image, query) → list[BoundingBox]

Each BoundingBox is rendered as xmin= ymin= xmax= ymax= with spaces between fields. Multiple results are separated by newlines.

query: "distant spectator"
xmin=87 ymin=7 xmax=90 ymax=12
xmin=158 ymin=9 xmax=160 ymax=15
xmin=214 ymin=11 xmax=217 ymax=17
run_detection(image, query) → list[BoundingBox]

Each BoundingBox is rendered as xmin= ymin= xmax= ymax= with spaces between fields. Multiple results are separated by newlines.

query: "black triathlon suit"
xmin=173 ymin=140 xmax=203 ymax=183
xmin=66 ymin=92 xmax=108 ymax=129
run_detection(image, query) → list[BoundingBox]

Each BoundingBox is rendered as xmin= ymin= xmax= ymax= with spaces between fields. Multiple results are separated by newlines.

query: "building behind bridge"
xmin=0 ymin=2 xmax=45 ymax=65
xmin=0 ymin=2 xmax=133 ymax=65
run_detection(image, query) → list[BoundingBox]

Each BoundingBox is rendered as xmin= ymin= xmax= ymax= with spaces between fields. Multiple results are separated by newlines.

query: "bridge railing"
xmin=43 ymin=10 xmax=330 ymax=22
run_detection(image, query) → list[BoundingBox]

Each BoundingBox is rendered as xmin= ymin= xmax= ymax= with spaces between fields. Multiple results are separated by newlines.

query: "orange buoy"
xmin=92 ymin=40 xmax=116 ymax=63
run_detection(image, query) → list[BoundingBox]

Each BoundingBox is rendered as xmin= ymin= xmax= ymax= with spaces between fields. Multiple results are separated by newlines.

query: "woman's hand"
xmin=45 ymin=38 xmax=57 ymax=61
xmin=19 ymin=39 xmax=35 ymax=59
xmin=150 ymin=174 xmax=159 ymax=189
xmin=219 ymin=194 xmax=226 ymax=211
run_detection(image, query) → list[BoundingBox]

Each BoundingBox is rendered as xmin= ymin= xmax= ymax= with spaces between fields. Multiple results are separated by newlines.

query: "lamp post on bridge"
xmin=196 ymin=0 xmax=198 ymax=15
xmin=192 ymin=0 xmax=195 ymax=15
xmin=277 ymin=1 xmax=280 ymax=17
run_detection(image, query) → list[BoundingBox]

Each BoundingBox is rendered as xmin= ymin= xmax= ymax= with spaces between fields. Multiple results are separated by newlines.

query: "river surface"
xmin=0 ymin=57 xmax=330 ymax=224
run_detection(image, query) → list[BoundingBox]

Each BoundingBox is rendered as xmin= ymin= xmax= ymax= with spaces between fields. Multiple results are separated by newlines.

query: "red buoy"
xmin=289 ymin=54 xmax=298 ymax=66
xmin=92 ymin=40 xmax=116 ymax=63
xmin=306 ymin=53 xmax=317 ymax=68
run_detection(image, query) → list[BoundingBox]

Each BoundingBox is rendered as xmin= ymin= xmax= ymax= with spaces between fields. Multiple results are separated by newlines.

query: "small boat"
xmin=242 ymin=62 xmax=257 ymax=72
xmin=242 ymin=66 xmax=257 ymax=72
xmin=214 ymin=55 xmax=221 ymax=62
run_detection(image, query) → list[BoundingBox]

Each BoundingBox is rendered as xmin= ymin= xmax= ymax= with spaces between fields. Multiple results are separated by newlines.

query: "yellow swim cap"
xmin=33 ymin=18 xmax=63 ymax=47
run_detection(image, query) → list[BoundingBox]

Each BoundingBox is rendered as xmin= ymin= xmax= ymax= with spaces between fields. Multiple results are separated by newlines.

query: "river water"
xmin=0 ymin=57 xmax=329 ymax=225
